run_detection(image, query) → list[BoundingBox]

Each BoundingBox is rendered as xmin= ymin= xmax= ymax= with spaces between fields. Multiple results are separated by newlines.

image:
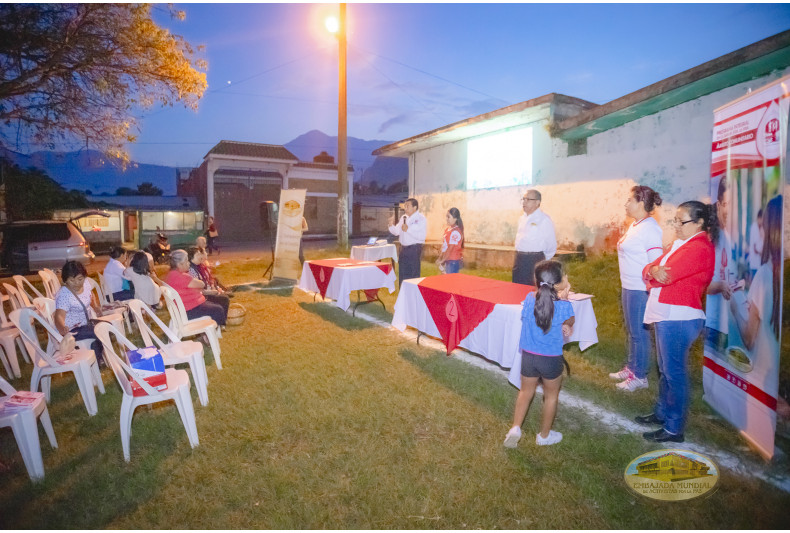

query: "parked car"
xmin=0 ymin=211 xmax=110 ymax=274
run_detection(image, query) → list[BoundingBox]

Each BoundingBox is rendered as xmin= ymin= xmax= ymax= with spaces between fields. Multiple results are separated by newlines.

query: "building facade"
xmin=178 ymin=141 xmax=352 ymax=242
xmin=373 ymin=31 xmax=790 ymax=259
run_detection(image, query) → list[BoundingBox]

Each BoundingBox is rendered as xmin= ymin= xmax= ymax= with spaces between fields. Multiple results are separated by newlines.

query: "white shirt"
xmin=103 ymin=258 xmax=129 ymax=294
xmin=124 ymin=267 xmax=161 ymax=307
xmin=54 ymin=280 xmax=95 ymax=330
xmin=617 ymin=217 xmax=664 ymax=291
xmin=643 ymin=232 xmax=707 ymax=324
xmin=389 ymin=211 xmax=427 ymax=246
xmin=514 ymin=208 xmax=556 ymax=259
xmin=748 ymin=221 xmax=763 ymax=271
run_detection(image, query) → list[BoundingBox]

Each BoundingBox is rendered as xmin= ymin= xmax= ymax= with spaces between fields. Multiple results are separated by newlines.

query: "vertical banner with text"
xmin=272 ymin=189 xmax=306 ymax=281
xmin=703 ymin=75 xmax=788 ymax=459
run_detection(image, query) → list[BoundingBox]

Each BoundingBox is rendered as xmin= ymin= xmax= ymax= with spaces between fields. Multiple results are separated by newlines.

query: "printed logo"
xmin=756 ymin=101 xmax=781 ymax=160
xmin=319 ymin=268 xmax=325 ymax=283
xmin=445 ymin=295 xmax=458 ymax=323
xmin=624 ymin=449 xmax=718 ymax=501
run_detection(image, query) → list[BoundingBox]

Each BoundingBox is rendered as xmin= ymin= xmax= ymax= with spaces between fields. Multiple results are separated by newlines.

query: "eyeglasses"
xmin=522 ymin=197 xmax=539 ymax=202
xmin=671 ymin=218 xmax=696 ymax=226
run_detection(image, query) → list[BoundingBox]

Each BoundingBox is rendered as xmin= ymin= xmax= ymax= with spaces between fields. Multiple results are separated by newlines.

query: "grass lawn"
xmin=1 ymin=249 xmax=788 ymax=528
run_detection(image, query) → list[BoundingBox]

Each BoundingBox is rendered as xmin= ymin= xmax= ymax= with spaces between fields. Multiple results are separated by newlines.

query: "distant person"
xmin=513 ymin=189 xmax=556 ymax=286
xmin=149 ymin=232 xmax=170 ymax=264
xmin=388 ymin=198 xmax=427 ymax=287
xmin=124 ymin=251 xmax=162 ymax=308
xmin=103 ymin=245 xmax=134 ymax=301
xmin=206 ymin=216 xmax=220 ymax=256
xmin=436 ymin=207 xmax=464 ymax=274
xmin=636 ymin=200 xmax=716 ymax=443
xmin=610 ymin=186 xmax=663 ymax=392
xmin=299 ymin=216 xmax=308 ymax=265
xmin=504 ymin=260 xmax=574 ymax=448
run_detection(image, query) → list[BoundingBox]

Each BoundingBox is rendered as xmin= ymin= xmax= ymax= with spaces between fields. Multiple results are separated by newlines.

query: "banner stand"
xmin=272 ymin=189 xmax=307 ymax=282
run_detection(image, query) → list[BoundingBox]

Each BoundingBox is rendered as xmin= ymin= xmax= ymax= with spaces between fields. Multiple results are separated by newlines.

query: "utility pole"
xmin=336 ymin=3 xmax=349 ymax=249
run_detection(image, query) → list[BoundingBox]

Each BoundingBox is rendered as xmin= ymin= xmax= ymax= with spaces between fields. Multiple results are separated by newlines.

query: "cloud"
xmin=378 ymin=112 xmax=421 ymax=134
xmin=565 ymin=71 xmax=595 ymax=83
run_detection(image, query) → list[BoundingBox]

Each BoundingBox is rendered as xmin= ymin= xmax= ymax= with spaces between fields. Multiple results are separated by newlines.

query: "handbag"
xmin=59 ymin=333 xmax=76 ymax=355
xmin=208 ymin=229 xmax=218 ymax=238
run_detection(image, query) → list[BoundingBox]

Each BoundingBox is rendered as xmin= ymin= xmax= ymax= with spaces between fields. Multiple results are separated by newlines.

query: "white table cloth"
xmin=391 ymin=277 xmax=598 ymax=388
xmin=350 ymin=243 xmax=398 ymax=263
xmin=298 ymin=259 xmax=397 ymax=311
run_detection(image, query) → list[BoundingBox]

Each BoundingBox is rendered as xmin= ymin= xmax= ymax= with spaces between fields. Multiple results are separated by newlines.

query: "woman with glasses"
xmin=635 ymin=200 xmax=716 ymax=443
xmin=610 ymin=186 xmax=664 ymax=392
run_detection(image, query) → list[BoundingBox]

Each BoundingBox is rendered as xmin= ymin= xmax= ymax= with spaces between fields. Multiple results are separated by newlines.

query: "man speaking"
xmin=388 ymin=197 xmax=427 ymax=287
xmin=513 ymin=189 xmax=556 ymax=285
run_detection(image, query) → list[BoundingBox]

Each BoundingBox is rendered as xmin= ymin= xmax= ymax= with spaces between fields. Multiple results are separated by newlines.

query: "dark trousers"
xmin=71 ymin=324 xmax=104 ymax=364
xmin=187 ymin=300 xmax=227 ymax=326
xmin=205 ymin=293 xmax=230 ymax=318
xmin=512 ymin=252 xmax=545 ymax=286
xmin=112 ymin=289 xmax=134 ymax=302
xmin=399 ymin=243 xmax=423 ymax=287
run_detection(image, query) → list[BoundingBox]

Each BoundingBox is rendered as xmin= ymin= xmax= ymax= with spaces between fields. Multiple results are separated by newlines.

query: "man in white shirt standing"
xmin=388 ymin=197 xmax=427 ymax=287
xmin=513 ymin=189 xmax=557 ymax=285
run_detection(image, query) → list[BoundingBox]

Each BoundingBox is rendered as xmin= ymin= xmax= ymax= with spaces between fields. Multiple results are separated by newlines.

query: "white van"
xmin=0 ymin=211 xmax=110 ymax=274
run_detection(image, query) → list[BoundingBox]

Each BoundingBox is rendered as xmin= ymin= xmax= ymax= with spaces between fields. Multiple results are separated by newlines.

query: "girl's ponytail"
xmin=533 ymin=260 xmax=563 ymax=334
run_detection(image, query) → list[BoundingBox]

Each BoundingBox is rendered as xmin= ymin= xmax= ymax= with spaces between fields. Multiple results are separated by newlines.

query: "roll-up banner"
xmin=272 ymin=189 xmax=307 ymax=281
xmin=704 ymin=75 xmax=788 ymax=460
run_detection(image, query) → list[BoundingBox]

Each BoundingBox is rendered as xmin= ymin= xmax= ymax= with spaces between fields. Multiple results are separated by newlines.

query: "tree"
xmin=0 ymin=4 xmax=207 ymax=161
xmin=115 ymin=186 xmax=137 ymax=196
xmin=136 ymin=181 xmax=163 ymax=196
xmin=1 ymin=160 xmax=88 ymax=220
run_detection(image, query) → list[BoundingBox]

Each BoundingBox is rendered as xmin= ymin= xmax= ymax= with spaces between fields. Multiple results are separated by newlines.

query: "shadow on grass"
xmin=297 ymin=302 xmax=375 ymax=331
xmin=0 ymin=388 xmax=192 ymax=529
xmin=398 ymin=347 xmax=514 ymax=420
xmin=232 ymin=280 xmax=295 ymax=297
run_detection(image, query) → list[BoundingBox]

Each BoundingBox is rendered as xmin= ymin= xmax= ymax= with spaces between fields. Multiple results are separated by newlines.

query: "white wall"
xmin=412 ymin=66 xmax=790 ymax=251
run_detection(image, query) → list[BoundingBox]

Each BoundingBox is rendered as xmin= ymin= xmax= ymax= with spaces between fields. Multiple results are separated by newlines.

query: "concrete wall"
xmin=412 ymin=67 xmax=790 ymax=255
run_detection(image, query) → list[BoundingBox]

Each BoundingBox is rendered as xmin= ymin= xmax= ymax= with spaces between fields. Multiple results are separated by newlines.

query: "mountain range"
xmin=0 ymin=130 xmax=407 ymax=195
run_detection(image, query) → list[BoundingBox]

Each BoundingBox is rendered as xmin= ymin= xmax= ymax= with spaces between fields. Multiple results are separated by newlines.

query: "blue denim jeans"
xmin=444 ymin=260 xmax=461 ymax=274
xmin=654 ymin=319 xmax=704 ymax=435
xmin=621 ymin=289 xmax=652 ymax=379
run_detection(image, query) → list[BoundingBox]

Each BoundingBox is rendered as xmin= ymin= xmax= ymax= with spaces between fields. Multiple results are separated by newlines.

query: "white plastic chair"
xmin=126 ymin=299 xmax=208 ymax=407
xmin=13 ymin=275 xmax=45 ymax=308
xmin=10 ymin=308 xmax=105 ymax=416
xmin=93 ymin=321 xmax=199 ymax=462
xmin=38 ymin=269 xmax=61 ymax=299
xmin=0 ymin=291 xmax=31 ymax=379
xmin=0 ymin=376 xmax=58 ymax=481
xmin=160 ymin=285 xmax=223 ymax=370
xmin=86 ymin=277 xmax=131 ymax=334
xmin=3 ymin=283 xmax=31 ymax=312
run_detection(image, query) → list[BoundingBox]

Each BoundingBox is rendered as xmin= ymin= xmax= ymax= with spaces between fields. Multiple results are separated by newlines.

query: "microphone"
xmin=401 ymin=215 xmax=407 ymax=223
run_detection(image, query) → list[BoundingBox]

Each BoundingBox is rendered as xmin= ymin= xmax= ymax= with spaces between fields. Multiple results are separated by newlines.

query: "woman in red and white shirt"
xmin=635 ymin=200 xmax=716 ymax=443
xmin=437 ymin=207 xmax=464 ymax=274
xmin=611 ymin=186 xmax=664 ymax=391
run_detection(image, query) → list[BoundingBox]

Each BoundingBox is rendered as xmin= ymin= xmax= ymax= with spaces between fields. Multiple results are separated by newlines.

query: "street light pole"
xmin=336 ymin=3 xmax=349 ymax=249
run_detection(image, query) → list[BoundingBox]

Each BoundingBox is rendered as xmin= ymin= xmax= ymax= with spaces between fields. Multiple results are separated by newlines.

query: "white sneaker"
xmin=503 ymin=426 xmax=522 ymax=448
xmin=609 ymin=367 xmax=632 ymax=380
xmin=616 ymin=376 xmax=649 ymax=391
xmin=536 ymin=430 xmax=563 ymax=446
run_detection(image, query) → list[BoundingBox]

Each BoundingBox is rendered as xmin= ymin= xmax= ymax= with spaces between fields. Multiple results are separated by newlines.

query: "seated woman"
xmin=164 ymin=249 xmax=227 ymax=327
xmin=187 ymin=247 xmax=230 ymax=318
xmin=123 ymin=251 xmax=162 ymax=308
xmin=53 ymin=261 xmax=104 ymax=362
xmin=103 ymin=245 xmax=134 ymax=301
xmin=195 ymin=237 xmax=229 ymax=292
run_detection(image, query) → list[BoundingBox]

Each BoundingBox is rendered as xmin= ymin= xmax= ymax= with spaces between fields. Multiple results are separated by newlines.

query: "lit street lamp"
xmin=326 ymin=5 xmax=348 ymax=249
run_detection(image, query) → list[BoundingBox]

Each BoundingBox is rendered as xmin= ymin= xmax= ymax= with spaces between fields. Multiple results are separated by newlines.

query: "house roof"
xmin=205 ymin=141 xmax=298 ymax=161
xmin=557 ymin=29 xmax=790 ymax=140
xmin=87 ymin=195 xmax=201 ymax=210
xmin=213 ymin=168 xmax=283 ymax=179
xmin=293 ymin=161 xmax=354 ymax=171
xmin=373 ymin=93 xmax=596 ymax=157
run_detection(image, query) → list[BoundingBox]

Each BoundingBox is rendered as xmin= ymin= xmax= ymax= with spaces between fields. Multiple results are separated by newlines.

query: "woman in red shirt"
xmin=635 ymin=200 xmax=716 ymax=443
xmin=165 ymin=249 xmax=227 ymax=326
xmin=436 ymin=207 xmax=464 ymax=274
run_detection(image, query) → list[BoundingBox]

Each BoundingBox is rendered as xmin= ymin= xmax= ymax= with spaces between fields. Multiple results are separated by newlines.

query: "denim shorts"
xmin=521 ymin=350 xmax=564 ymax=379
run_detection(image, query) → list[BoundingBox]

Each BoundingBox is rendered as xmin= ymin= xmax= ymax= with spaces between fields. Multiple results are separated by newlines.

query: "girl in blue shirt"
xmin=504 ymin=260 xmax=574 ymax=447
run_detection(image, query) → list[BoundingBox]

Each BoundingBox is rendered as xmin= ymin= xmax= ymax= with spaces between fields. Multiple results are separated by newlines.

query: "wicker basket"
xmin=227 ymin=303 xmax=246 ymax=326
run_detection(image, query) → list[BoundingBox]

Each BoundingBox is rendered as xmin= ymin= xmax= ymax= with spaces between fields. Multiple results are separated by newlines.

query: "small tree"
xmin=2 ymin=161 xmax=88 ymax=220
xmin=136 ymin=182 xmax=163 ymax=196
xmin=0 ymin=4 xmax=207 ymax=161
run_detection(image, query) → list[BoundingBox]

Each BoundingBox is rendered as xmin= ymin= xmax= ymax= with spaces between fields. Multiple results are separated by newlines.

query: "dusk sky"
xmin=130 ymin=2 xmax=790 ymax=169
